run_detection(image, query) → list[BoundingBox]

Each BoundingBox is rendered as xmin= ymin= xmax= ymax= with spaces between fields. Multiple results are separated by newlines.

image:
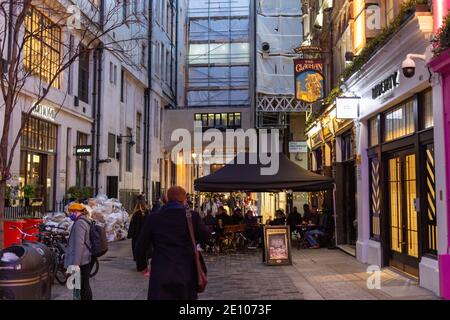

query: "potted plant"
xmin=22 ymin=184 xmax=36 ymax=206
xmin=66 ymin=185 xmax=94 ymax=202
xmin=432 ymin=13 xmax=450 ymax=57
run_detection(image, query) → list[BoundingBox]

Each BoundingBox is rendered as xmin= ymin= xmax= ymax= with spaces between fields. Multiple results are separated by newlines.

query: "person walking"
xmin=128 ymin=195 xmax=150 ymax=261
xmin=135 ymin=186 xmax=212 ymax=300
xmin=64 ymin=203 xmax=93 ymax=300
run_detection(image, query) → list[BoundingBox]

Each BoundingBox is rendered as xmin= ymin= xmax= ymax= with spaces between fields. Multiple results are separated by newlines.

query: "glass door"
xmin=387 ymin=151 xmax=419 ymax=276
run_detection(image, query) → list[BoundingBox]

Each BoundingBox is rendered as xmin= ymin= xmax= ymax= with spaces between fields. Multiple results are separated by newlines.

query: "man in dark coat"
xmin=135 ymin=186 xmax=211 ymax=300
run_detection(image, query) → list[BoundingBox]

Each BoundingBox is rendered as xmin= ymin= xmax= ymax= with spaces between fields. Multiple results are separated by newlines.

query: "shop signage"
xmin=336 ymin=97 xmax=360 ymax=119
xmin=371 ymin=71 xmax=399 ymax=99
xmin=289 ymin=141 xmax=308 ymax=153
xmin=294 ymin=59 xmax=325 ymax=103
xmin=31 ymin=104 xmax=57 ymax=121
xmin=75 ymin=145 xmax=92 ymax=156
xmin=293 ymin=46 xmax=323 ymax=54
xmin=263 ymin=226 xmax=292 ymax=266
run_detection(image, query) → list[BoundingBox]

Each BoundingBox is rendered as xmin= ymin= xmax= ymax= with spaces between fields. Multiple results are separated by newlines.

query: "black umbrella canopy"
xmin=194 ymin=153 xmax=334 ymax=192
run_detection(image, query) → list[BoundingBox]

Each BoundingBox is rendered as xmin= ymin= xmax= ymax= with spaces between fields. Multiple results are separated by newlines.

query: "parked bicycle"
xmin=9 ymin=224 xmax=99 ymax=286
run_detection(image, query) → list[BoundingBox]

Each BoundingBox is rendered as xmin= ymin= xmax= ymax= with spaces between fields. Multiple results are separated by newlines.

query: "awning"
xmin=194 ymin=152 xmax=334 ymax=192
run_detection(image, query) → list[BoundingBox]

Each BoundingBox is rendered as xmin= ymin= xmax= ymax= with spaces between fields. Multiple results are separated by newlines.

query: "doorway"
xmin=387 ymin=151 xmax=419 ymax=276
xmin=342 ymin=160 xmax=357 ymax=245
xmin=106 ymin=176 xmax=119 ymax=199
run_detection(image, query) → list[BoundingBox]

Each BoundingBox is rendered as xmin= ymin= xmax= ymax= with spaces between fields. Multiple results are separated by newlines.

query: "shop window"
xmin=369 ymin=116 xmax=379 ymax=147
xmin=384 ymin=99 xmax=415 ymax=142
xmin=108 ymin=133 xmax=116 ymax=158
xmin=369 ymin=157 xmax=381 ymax=241
xmin=76 ymin=132 xmax=88 ymax=187
xmin=21 ymin=115 xmax=57 ymax=153
xmin=341 ymin=133 xmax=354 ymax=161
xmin=422 ymin=89 xmax=433 ymax=129
xmin=24 ymin=6 xmax=62 ymax=88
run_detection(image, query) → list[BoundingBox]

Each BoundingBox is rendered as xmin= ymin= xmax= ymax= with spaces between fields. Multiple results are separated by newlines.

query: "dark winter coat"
xmin=127 ymin=210 xmax=147 ymax=240
xmin=135 ymin=201 xmax=211 ymax=300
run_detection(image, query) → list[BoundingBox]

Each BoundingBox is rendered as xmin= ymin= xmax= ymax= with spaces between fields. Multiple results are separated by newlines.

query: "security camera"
xmin=401 ymin=52 xmax=429 ymax=78
xmin=402 ymin=56 xmax=416 ymax=78
xmin=129 ymin=140 xmax=136 ymax=147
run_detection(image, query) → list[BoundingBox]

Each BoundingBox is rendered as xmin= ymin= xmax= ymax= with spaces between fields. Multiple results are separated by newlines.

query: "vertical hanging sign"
xmin=294 ymin=59 xmax=325 ymax=103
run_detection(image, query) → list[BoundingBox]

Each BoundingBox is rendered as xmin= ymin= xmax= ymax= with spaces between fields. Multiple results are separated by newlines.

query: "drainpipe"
xmin=91 ymin=49 xmax=98 ymax=189
xmin=143 ymin=0 xmax=154 ymax=200
xmin=94 ymin=47 xmax=103 ymax=195
xmin=174 ymin=0 xmax=179 ymax=106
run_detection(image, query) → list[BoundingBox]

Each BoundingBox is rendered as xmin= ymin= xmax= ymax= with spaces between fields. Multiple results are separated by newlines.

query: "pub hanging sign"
xmin=294 ymin=59 xmax=325 ymax=104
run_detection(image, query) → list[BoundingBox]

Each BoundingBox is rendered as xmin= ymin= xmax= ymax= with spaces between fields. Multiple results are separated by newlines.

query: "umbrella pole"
xmin=333 ymin=183 xmax=338 ymax=248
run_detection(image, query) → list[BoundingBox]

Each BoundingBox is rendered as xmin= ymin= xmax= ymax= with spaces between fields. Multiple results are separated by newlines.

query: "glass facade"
xmin=187 ymin=0 xmax=250 ymax=106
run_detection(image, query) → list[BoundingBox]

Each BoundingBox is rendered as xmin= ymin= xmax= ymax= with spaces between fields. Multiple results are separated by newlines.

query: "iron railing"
xmin=4 ymin=201 xmax=68 ymax=221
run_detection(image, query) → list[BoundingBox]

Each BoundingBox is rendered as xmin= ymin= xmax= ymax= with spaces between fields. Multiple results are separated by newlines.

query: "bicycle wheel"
xmin=90 ymin=258 xmax=99 ymax=278
xmin=55 ymin=269 xmax=68 ymax=285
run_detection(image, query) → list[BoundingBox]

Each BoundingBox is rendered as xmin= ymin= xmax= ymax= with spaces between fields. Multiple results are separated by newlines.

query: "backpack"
xmin=82 ymin=218 xmax=108 ymax=258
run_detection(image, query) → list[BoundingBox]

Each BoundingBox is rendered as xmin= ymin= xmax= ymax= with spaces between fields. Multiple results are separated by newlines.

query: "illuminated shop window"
xmin=384 ymin=100 xmax=415 ymax=142
xmin=24 ymin=7 xmax=62 ymax=88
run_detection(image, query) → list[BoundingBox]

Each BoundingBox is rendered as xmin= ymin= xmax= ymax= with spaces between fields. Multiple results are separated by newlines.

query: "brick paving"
xmin=52 ymin=240 xmax=437 ymax=300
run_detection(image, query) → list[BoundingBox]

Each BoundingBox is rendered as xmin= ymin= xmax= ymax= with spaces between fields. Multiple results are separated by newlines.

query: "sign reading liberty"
xmin=294 ymin=59 xmax=325 ymax=103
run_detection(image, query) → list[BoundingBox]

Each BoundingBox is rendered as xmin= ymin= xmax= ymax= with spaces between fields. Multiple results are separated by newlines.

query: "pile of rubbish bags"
xmin=43 ymin=195 xmax=130 ymax=242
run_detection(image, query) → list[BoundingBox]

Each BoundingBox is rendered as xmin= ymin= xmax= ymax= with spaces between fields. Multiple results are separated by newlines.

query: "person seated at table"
xmin=304 ymin=205 xmax=325 ymax=248
xmin=302 ymin=204 xmax=311 ymax=222
xmin=215 ymin=206 xmax=232 ymax=231
xmin=287 ymin=206 xmax=302 ymax=234
xmin=231 ymin=207 xmax=244 ymax=225
xmin=269 ymin=209 xmax=286 ymax=226
xmin=203 ymin=209 xmax=216 ymax=227
xmin=303 ymin=205 xmax=321 ymax=225
xmin=243 ymin=210 xmax=258 ymax=247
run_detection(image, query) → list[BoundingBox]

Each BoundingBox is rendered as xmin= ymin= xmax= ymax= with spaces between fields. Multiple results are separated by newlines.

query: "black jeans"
xmin=80 ymin=261 xmax=93 ymax=300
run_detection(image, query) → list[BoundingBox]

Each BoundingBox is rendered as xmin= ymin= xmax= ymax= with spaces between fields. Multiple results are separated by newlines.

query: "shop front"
xmin=333 ymin=119 xmax=357 ymax=255
xmin=306 ymin=110 xmax=357 ymax=254
xmin=19 ymin=113 xmax=58 ymax=211
xmin=348 ymin=11 xmax=442 ymax=294
xmin=365 ymin=90 xmax=435 ymax=277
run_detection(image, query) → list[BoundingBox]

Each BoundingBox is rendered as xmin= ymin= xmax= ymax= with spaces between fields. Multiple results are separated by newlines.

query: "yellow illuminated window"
xmin=353 ymin=0 xmax=366 ymax=52
xmin=389 ymin=157 xmax=402 ymax=253
xmin=23 ymin=7 xmax=61 ymax=88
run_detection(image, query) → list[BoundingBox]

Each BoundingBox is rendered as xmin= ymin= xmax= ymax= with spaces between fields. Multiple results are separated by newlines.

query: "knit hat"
xmin=68 ymin=203 xmax=86 ymax=212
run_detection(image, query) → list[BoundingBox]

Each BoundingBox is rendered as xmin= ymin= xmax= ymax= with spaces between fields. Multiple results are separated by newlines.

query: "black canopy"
xmin=194 ymin=153 xmax=334 ymax=192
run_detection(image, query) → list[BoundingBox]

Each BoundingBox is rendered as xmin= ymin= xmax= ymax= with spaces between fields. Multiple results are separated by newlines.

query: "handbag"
xmin=186 ymin=210 xmax=208 ymax=293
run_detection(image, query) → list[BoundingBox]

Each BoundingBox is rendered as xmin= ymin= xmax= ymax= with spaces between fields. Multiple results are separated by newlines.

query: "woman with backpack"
xmin=65 ymin=203 xmax=94 ymax=300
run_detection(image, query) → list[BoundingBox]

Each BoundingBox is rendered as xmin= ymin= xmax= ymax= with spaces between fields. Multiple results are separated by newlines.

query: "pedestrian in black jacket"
xmin=127 ymin=195 xmax=149 ymax=261
xmin=135 ymin=186 xmax=212 ymax=300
